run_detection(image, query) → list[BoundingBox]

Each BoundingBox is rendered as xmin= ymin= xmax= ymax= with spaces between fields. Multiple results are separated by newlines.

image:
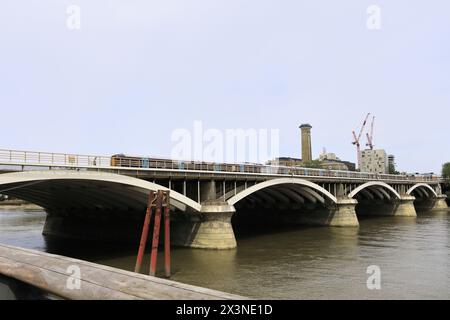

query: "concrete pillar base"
xmin=415 ymin=195 xmax=449 ymax=212
xmin=394 ymin=196 xmax=417 ymax=217
xmin=172 ymin=202 xmax=237 ymax=250
xmin=431 ymin=196 xmax=448 ymax=211
xmin=328 ymin=199 xmax=359 ymax=227
xmin=282 ymin=199 xmax=359 ymax=227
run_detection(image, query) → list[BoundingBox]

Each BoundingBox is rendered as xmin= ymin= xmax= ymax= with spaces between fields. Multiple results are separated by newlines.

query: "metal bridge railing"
xmin=0 ymin=149 xmax=111 ymax=168
xmin=0 ymin=148 xmax=440 ymax=183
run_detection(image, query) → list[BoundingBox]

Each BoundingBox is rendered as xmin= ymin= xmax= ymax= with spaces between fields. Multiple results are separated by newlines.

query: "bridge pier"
xmin=172 ymin=202 xmax=237 ymax=250
xmin=354 ymin=197 xmax=417 ymax=217
xmin=327 ymin=199 xmax=359 ymax=227
xmin=414 ymin=195 xmax=448 ymax=212
xmin=393 ymin=196 xmax=417 ymax=217
xmin=283 ymin=199 xmax=359 ymax=227
xmin=431 ymin=195 xmax=448 ymax=211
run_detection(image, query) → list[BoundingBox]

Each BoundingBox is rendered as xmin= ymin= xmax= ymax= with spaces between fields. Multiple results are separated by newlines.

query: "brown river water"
xmin=0 ymin=208 xmax=449 ymax=299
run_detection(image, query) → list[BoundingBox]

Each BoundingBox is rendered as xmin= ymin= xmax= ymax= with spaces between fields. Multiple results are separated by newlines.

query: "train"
xmin=110 ymin=154 xmax=263 ymax=173
xmin=109 ymin=154 xmax=438 ymax=181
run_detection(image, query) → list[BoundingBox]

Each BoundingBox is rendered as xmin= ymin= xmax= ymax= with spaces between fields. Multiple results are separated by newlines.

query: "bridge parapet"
xmin=0 ymin=148 xmax=441 ymax=184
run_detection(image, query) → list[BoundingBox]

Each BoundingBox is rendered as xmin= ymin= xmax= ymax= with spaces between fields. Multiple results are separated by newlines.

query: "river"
xmin=0 ymin=207 xmax=449 ymax=299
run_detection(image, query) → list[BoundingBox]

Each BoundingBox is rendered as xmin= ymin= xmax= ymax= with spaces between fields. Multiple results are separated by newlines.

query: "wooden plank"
xmin=0 ymin=244 xmax=246 ymax=300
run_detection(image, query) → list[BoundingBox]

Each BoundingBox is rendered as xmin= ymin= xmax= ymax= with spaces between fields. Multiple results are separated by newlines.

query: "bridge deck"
xmin=0 ymin=244 xmax=245 ymax=300
xmin=0 ymin=148 xmax=440 ymax=184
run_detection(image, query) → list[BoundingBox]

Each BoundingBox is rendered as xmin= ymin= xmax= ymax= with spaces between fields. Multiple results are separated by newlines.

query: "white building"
xmin=360 ymin=149 xmax=388 ymax=174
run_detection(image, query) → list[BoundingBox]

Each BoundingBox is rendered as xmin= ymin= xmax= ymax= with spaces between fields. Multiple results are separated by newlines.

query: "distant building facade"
xmin=318 ymin=152 xmax=356 ymax=171
xmin=319 ymin=160 xmax=348 ymax=171
xmin=267 ymin=154 xmax=356 ymax=172
xmin=318 ymin=152 xmax=339 ymax=161
xmin=360 ymin=149 xmax=388 ymax=174
xmin=267 ymin=157 xmax=303 ymax=167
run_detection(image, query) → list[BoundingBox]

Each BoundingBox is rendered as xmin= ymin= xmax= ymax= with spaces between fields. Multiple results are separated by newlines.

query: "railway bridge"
xmin=0 ymin=149 xmax=447 ymax=249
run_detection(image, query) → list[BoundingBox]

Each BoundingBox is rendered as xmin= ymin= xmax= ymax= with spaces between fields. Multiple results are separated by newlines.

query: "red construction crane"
xmin=366 ymin=116 xmax=375 ymax=150
xmin=352 ymin=113 xmax=370 ymax=170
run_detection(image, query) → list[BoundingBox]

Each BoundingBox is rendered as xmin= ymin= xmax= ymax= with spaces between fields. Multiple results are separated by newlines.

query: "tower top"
xmin=299 ymin=124 xmax=312 ymax=129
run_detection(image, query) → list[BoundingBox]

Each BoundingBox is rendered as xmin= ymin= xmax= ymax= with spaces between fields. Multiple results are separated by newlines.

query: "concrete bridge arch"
xmin=0 ymin=170 xmax=214 ymax=247
xmin=225 ymin=178 xmax=358 ymax=233
xmin=348 ymin=181 xmax=401 ymax=200
xmin=0 ymin=170 xmax=201 ymax=212
xmin=407 ymin=183 xmax=438 ymax=198
xmin=346 ymin=181 xmax=417 ymax=218
xmin=227 ymin=177 xmax=338 ymax=207
xmin=406 ymin=183 xmax=447 ymax=212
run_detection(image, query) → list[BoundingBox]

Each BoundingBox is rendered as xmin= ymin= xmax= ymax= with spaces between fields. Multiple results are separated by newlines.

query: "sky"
xmin=1 ymin=1 xmax=449 ymax=173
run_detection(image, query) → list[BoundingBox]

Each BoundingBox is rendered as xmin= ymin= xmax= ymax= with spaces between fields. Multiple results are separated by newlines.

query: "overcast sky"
xmin=1 ymin=1 xmax=449 ymax=173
